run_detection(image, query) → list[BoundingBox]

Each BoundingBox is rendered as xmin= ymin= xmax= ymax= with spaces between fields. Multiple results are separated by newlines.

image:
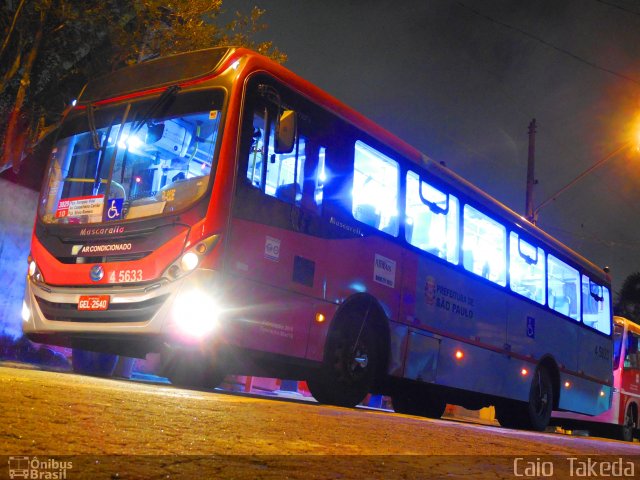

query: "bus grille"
xmin=35 ymin=295 xmax=168 ymax=323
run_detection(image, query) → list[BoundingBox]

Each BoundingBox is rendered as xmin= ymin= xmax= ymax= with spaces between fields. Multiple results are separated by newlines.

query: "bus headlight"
xmin=180 ymin=252 xmax=199 ymax=271
xmin=164 ymin=234 xmax=220 ymax=280
xmin=172 ymin=289 xmax=220 ymax=338
xmin=27 ymin=256 xmax=44 ymax=283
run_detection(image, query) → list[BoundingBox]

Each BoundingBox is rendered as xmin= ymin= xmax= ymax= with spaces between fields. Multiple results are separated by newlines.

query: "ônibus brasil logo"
xmin=8 ymin=456 xmax=73 ymax=479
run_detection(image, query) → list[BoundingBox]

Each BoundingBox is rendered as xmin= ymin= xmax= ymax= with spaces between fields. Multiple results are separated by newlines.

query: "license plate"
xmin=78 ymin=295 xmax=110 ymax=311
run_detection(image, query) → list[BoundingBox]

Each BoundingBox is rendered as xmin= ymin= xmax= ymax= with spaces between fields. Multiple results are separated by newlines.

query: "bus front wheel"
xmin=71 ymin=349 xmax=118 ymax=377
xmin=307 ymin=315 xmax=377 ymax=408
xmin=163 ymin=353 xmax=225 ymax=390
xmin=619 ymin=405 xmax=636 ymax=442
xmin=392 ymin=385 xmax=446 ymax=419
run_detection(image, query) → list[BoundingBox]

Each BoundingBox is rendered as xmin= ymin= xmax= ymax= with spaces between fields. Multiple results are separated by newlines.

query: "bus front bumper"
xmin=21 ymin=269 xmax=225 ymax=353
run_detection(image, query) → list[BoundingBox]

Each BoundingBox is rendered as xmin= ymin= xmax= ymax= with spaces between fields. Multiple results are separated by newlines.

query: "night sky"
xmin=232 ymin=0 xmax=640 ymax=293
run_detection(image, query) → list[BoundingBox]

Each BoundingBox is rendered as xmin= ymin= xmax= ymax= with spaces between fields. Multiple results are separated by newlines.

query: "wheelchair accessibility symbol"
xmin=106 ymin=198 xmax=123 ymax=221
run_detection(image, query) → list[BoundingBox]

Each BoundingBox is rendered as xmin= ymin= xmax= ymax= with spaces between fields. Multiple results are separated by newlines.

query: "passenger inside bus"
xmin=352 ymin=141 xmax=399 ymax=236
xmin=245 ymin=109 xmax=326 ymax=214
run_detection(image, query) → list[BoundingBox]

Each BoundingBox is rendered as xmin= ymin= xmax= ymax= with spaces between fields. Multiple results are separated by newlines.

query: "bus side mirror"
xmin=274 ymin=110 xmax=297 ymax=154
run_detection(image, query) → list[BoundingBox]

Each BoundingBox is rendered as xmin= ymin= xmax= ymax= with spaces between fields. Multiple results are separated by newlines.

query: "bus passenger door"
xmin=226 ymin=78 xmax=329 ymax=359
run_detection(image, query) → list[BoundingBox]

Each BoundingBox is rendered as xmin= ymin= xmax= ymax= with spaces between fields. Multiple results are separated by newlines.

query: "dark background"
xmin=228 ymin=0 xmax=640 ymax=294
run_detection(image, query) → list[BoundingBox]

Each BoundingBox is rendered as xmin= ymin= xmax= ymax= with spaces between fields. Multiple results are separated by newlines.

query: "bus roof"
xmin=615 ymin=316 xmax=640 ymax=335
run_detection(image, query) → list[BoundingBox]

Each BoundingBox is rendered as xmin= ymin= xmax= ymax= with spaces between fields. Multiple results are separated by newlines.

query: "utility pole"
xmin=525 ymin=119 xmax=537 ymax=223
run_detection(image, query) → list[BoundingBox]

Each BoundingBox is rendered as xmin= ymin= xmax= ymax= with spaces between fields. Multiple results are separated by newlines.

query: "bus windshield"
xmin=39 ymin=89 xmax=224 ymax=225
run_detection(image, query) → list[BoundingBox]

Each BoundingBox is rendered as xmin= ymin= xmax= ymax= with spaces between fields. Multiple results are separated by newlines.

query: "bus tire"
xmin=496 ymin=367 xmax=553 ymax=431
xmin=392 ymin=385 xmax=446 ymax=419
xmin=307 ymin=314 xmax=377 ymax=407
xmin=71 ymin=349 xmax=118 ymax=377
xmin=164 ymin=353 xmax=225 ymax=390
xmin=526 ymin=367 xmax=554 ymax=431
xmin=619 ymin=405 xmax=636 ymax=442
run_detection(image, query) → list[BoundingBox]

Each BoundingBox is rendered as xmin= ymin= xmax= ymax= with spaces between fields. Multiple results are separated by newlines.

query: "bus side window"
xmin=265 ymin=126 xmax=303 ymax=205
xmin=243 ymin=99 xmax=327 ymax=213
xmin=581 ymin=275 xmax=611 ymax=334
xmin=299 ymin=138 xmax=326 ymax=214
xmin=613 ymin=324 xmax=624 ymax=369
xmin=624 ymin=333 xmax=639 ymax=369
xmin=246 ymin=110 xmax=267 ymax=188
xmin=405 ymin=170 xmax=459 ymax=264
xmin=462 ymin=205 xmax=506 ymax=286
xmin=547 ymin=255 xmax=580 ymax=321
xmin=314 ymin=146 xmax=326 ymax=208
xmin=266 ymin=115 xmax=329 ymax=210
xmin=351 ymin=141 xmax=399 ymax=236
xmin=509 ymin=232 xmax=545 ymax=304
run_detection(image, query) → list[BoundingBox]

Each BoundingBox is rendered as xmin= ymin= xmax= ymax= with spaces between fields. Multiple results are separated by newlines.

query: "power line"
xmin=541 ymin=223 xmax=640 ymax=249
xmin=456 ymin=2 xmax=640 ymax=87
xmin=594 ymin=0 xmax=640 ymax=18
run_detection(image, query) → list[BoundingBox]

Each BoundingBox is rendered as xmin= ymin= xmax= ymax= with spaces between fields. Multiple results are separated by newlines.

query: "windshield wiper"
xmin=131 ymin=85 xmax=181 ymax=135
xmin=87 ymin=104 xmax=101 ymax=150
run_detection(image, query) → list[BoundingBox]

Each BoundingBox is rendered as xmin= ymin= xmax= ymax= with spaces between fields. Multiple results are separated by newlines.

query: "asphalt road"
xmin=0 ymin=364 xmax=638 ymax=479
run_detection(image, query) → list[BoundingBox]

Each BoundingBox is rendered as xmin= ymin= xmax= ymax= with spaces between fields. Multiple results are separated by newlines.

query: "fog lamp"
xmin=22 ymin=301 xmax=31 ymax=322
xmin=172 ymin=289 xmax=219 ymax=338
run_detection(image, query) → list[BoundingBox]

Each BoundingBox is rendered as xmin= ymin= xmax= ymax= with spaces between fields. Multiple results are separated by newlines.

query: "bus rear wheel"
xmin=392 ymin=385 xmax=446 ymax=419
xmin=307 ymin=315 xmax=377 ymax=408
xmin=619 ymin=405 xmax=636 ymax=442
xmin=163 ymin=352 xmax=225 ymax=390
xmin=496 ymin=367 xmax=554 ymax=431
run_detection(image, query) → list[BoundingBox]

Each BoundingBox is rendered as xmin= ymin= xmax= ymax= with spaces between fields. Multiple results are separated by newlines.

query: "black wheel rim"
xmin=333 ymin=335 xmax=370 ymax=384
xmin=532 ymin=370 xmax=550 ymax=418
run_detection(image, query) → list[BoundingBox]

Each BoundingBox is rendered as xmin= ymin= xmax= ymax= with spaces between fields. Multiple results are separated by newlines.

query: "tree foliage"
xmin=614 ymin=272 xmax=640 ymax=323
xmin=0 ymin=0 xmax=286 ymax=173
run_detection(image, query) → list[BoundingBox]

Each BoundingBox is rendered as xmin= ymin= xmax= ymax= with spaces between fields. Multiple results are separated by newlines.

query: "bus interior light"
xmin=315 ymin=313 xmax=326 ymax=323
xmin=521 ymin=368 xmax=528 ymax=376
xmin=455 ymin=350 xmax=464 ymax=360
xmin=564 ymin=381 xmax=571 ymax=388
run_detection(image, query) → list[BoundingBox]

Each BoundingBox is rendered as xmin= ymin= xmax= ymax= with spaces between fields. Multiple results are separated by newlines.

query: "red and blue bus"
xmin=553 ymin=315 xmax=638 ymax=441
xmin=22 ymin=47 xmax=613 ymax=431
